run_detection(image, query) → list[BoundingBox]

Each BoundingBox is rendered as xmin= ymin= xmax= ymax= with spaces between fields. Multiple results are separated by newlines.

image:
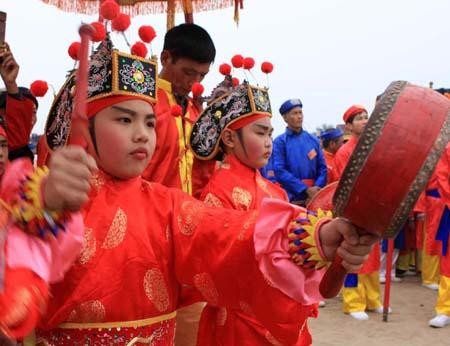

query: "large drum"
xmin=319 ymin=80 xmax=450 ymax=298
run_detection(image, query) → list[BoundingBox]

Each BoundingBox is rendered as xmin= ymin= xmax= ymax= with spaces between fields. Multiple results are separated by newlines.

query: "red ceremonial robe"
xmin=198 ymin=154 xmax=317 ymax=345
xmin=36 ymin=170 xmax=323 ymax=346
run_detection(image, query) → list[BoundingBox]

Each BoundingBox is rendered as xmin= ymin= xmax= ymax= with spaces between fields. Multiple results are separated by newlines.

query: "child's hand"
xmin=319 ymin=218 xmax=379 ymax=272
xmin=44 ymin=146 xmax=97 ymax=211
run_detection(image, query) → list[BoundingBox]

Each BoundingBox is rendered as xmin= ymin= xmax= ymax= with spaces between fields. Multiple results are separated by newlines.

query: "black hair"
xmin=163 ymin=23 xmax=216 ymax=63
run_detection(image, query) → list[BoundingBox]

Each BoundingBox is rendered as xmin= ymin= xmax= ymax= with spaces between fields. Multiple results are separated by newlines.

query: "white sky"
xmin=1 ymin=0 xmax=450 ymax=136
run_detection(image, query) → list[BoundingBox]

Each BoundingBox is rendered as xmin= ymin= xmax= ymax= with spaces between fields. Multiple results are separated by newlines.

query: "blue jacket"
xmin=272 ymin=128 xmax=327 ymax=201
xmin=259 ymin=154 xmax=277 ymax=183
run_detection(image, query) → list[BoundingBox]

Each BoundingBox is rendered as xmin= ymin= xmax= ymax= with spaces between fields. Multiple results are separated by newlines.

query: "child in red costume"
xmin=190 ymin=82 xmax=321 ymax=345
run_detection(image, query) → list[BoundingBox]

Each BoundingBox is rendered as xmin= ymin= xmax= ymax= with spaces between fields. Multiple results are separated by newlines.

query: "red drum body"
xmin=333 ymin=81 xmax=450 ymax=237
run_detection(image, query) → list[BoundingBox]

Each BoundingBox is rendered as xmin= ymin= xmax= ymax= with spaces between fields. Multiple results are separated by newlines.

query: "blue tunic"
xmin=272 ymin=128 xmax=327 ymax=202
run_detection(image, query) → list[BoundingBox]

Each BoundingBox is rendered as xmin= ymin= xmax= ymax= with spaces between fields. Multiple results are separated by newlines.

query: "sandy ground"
xmin=308 ymin=275 xmax=450 ymax=346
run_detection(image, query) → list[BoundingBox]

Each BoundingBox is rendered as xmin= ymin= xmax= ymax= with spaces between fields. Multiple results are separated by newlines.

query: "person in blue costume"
xmin=272 ymin=99 xmax=327 ymax=205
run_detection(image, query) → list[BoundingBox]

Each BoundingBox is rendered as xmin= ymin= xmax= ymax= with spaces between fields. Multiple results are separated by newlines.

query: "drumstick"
xmin=69 ymin=24 xmax=95 ymax=148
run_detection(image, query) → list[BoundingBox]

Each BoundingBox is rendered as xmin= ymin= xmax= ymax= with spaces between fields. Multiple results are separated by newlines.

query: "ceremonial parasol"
xmin=41 ymin=0 xmax=243 ymax=30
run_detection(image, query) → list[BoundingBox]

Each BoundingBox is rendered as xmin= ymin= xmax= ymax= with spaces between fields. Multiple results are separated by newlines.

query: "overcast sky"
xmin=1 ymin=0 xmax=449 ymax=136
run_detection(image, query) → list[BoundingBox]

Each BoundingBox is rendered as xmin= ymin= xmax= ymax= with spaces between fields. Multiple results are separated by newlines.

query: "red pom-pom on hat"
xmin=112 ymin=13 xmax=131 ymax=32
xmin=232 ymin=77 xmax=240 ymax=86
xmin=91 ymin=22 xmax=107 ymax=42
xmin=30 ymin=80 xmax=49 ymax=97
xmin=131 ymin=42 xmax=148 ymax=58
xmin=100 ymin=0 xmax=120 ymax=20
xmin=219 ymin=63 xmax=232 ymax=76
xmin=243 ymin=57 xmax=255 ymax=70
xmin=68 ymin=42 xmax=81 ymax=60
xmin=231 ymin=54 xmax=244 ymax=68
xmin=261 ymin=61 xmax=274 ymax=74
xmin=191 ymin=83 xmax=204 ymax=98
xmin=171 ymin=104 xmax=183 ymax=117
xmin=138 ymin=25 xmax=156 ymax=43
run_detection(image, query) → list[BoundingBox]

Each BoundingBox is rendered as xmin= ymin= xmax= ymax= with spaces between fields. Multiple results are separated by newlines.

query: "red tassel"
xmin=112 ymin=13 xmax=131 ymax=32
xmin=30 ymin=80 xmax=49 ymax=97
xmin=243 ymin=57 xmax=255 ymax=70
xmin=100 ymin=0 xmax=120 ymax=20
xmin=171 ymin=104 xmax=183 ymax=117
xmin=261 ymin=61 xmax=274 ymax=74
xmin=231 ymin=54 xmax=244 ymax=68
xmin=138 ymin=25 xmax=157 ymax=43
xmin=131 ymin=42 xmax=148 ymax=58
xmin=191 ymin=82 xmax=204 ymax=98
xmin=219 ymin=63 xmax=232 ymax=76
xmin=91 ymin=22 xmax=107 ymax=42
xmin=68 ymin=42 xmax=81 ymax=60
xmin=232 ymin=77 xmax=240 ymax=87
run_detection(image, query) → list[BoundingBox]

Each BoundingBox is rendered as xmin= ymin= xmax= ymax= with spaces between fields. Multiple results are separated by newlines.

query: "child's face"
xmin=0 ymin=135 xmax=7 ymax=176
xmin=94 ymin=99 xmax=156 ymax=179
xmin=231 ymin=117 xmax=273 ymax=169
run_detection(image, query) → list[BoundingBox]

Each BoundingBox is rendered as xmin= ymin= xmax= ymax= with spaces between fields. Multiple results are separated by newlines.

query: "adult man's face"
xmin=160 ymin=51 xmax=211 ymax=97
xmin=349 ymin=111 xmax=368 ymax=136
xmin=282 ymin=106 xmax=303 ymax=132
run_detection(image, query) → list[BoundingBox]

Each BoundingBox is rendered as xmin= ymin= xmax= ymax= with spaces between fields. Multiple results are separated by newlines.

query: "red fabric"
xmin=3 ymin=95 xmax=35 ymax=150
xmin=36 ymin=135 xmax=50 ymax=167
xmin=0 ymin=125 xmax=7 ymax=139
xmin=142 ymin=80 xmax=214 ymax=197
xmin=86 ymin=95 xmax=154 ymax=118
xmin=0 ymin=268 xmax=48 ymax=339
xmin=422 ymin=169 xmax=445 ymax=256
xmin=343 ymin=105 xmax=367 ymax=123
xmin=333 ymin=135 xmax=357 ymax=178
xmin=228 ymin=113 xmax=269 ymax=130
xmin=358 ymin=242 xmax=380 ymax=274
xmin=198 ymin=154 xmax=315 ymax=345
xmin=323 ymin=150 xmax=338 ymax=184
xmin=37 ymin=170 xmax=309 ymax=345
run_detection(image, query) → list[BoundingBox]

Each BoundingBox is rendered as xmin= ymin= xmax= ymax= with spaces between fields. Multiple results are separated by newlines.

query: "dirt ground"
xmin=308 ymin=275 xmax=450 ymax=346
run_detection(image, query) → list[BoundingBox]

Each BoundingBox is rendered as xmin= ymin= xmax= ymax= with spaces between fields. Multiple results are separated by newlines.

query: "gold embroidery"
xmin=193 ymin=273 xmax=219 ymax=306
xmin=79 ymin=227 xmax=96 ymax=265
xmin=177 ymin=200 xmax=203 ymax=236
xmin=237 ymin=211 xmax=258 ymax=241
xmin=67 ymin=300 xmax=106 ymax=323
xmin=232 ymin=187 xmax=252 ymax=210
xmin=256 ymin=176 xmax=273 ymax=198
xmin=239 ymin=301 xmax=254 ymax=316
xmin=102 ymin=208 xmax=127 ymax=249
xmin=90 ymin=172 xmax=106 ymax=191
xmin=3 ymin=287 xmax=32 ymax=326
xmin=216 ymin=307 xmax=227 ymax=326
xmin=263 ymin=274 xmax=276 ymax=288
xmin=143 ymin=269 xmax=170 ymax=312
xmin=203 ymin=192 xmax=223 ymax=208
xmin=265 ymin=331 xmax=283 ymax=346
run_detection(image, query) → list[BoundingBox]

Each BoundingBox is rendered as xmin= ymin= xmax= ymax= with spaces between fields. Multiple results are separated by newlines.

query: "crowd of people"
xmin=0 ymin=8 xmax=448 ymax=346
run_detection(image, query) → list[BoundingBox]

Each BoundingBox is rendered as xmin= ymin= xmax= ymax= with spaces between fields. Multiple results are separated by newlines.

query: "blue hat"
xmin=320 ymin=128 xmax=344 ymax=141
xmin=279 ymin=98 xmax=302 ymax=115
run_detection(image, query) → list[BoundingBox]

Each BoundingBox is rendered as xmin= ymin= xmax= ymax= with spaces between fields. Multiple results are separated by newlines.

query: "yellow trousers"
xmin=342 ymin=272 xmax=382 ymax=313
xmin=397 ymin=251 xmax=415 ymax=271
xmin=436 ymin=275 xmax=450 ymax=316
xmin=421 ymin=249 xmax=440 ymax=285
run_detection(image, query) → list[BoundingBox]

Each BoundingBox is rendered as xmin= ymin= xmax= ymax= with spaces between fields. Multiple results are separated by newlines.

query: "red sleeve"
xmin=0 ymin=268 xmax=48 ymax=340
xmin=171 ymin=192 xmax=316 ymax=344
xmin=4 ymin=95 xmax=34 ymax=150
